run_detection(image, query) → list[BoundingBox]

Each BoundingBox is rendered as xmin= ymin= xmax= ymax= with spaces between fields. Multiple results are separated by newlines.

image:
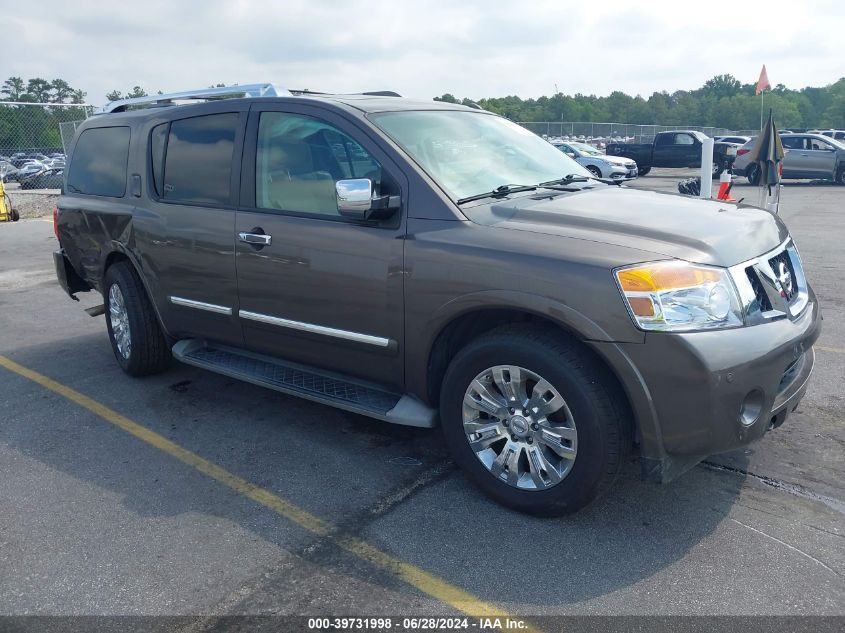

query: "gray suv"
xmin=54 ymin=84 xmax=821 ymax=515
xmin=734 ymin=133 xmax=845 ymax=185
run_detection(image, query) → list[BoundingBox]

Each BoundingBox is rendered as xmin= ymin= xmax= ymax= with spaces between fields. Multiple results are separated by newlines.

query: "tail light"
xmin=736 ymin=148 xmax=750 ymax=156
xmin=53 ymin=207 xmax=60 ymax=243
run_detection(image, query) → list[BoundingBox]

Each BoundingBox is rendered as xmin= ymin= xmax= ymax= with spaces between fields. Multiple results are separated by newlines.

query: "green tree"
xmin=1 ymin=77 xmax=25 ymax=101
xmin=50 ymin=79 xmax=73 ymax=103
xmin=26 ymin=78 xmax=52 ymax=103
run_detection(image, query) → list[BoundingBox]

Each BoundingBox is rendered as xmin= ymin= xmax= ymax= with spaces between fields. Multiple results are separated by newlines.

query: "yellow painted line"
xmin=0 ymin=354 xmax=535 ymax=626
xmin=816 ymin=345 xmax=845 ymax=355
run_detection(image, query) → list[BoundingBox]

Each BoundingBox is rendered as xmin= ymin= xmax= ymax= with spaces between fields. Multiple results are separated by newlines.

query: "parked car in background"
xmin=715 ymin=135 xmax=752 ymax=145
xmin=819 ymin=130 xmax=845 ymax=142
xmin=8 ymin=161 xmax=44 ymax=182
xmin=20 ymin=167 xmax=64 ymax=190
xmin=732 ymin=133 xmax=845 ymax=185
xmin=552 ymin=141 xmax=638 ymax=180
xmin=606 ymin=131 xmax=737 ymax=176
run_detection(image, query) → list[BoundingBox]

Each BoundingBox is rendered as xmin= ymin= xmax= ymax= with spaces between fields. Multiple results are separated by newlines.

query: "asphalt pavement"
xmin=0 ymin=170 xmax=842 ymax=627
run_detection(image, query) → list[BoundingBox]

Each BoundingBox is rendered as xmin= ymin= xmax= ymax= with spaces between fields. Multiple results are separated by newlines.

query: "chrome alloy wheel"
xmin=462 ymin=365 xmax=577 ymax=490
xmin=108 ymin=283 xmax=131 ymax=360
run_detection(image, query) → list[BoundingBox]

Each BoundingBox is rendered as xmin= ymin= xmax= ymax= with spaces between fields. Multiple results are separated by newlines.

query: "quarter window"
xmin=162 ymin=113 xmax=238 ymax=205
xmin=255 ymin=112 xmax=382 ymax=217
xmin=67 ymin=126 xmax=130 ymax=197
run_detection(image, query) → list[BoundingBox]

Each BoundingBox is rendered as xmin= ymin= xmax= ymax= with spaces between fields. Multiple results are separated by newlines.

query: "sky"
xmin=4 ymin=0 xmax=843 ymax=106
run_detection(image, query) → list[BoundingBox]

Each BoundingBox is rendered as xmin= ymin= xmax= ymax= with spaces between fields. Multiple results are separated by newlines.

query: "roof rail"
xmin=99 ymin=83 xmax=290 ymax=114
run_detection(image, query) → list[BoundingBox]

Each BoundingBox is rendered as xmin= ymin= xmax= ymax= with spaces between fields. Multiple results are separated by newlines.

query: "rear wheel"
xmin=836 ymin=167 xmax=845 ymax=186
xmin=746 ymin=164 xmax=760 ymax=185
xmin=712 ymin=161 xmax=724 ymax=177
xmin=104 ymin=261 xmax=171 ymax=377
xmin=439 ymin=325 xmax=629 ymax=515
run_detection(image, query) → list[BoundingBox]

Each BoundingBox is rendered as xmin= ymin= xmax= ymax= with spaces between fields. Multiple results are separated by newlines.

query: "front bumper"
xmin=592 ymin=290 xmax=821 ymax=482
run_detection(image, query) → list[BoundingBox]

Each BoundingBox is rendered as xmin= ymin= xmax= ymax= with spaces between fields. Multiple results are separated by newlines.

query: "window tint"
xmin=782 ymin=136 xmax=805 ymax=150
xmin=150 ymin=123 xmax=167 ymax=197
xmin=809 ymin=138 xmax=832 ymax=151
xmin=163 ymin=113 xmax=237 ymax=205
xmin=255 ymin=112 xmax=382 ymax=217
xmin=655 ymin=134 xmax=672 ymax=146
xmin=67 ymin=126 xmax=130 ymax=197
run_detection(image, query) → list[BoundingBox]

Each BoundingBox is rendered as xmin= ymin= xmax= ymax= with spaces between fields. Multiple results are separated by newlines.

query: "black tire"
xmin=836 ymin=167 xmax=845 ymax=186
xmin=104 ymin=261 xmax=171 ymax=377
xmin=637 ymin=166 xmax=651 ymax=176
xmin=712 ymin=161 xmax=723 ymax=177
xmin=586 ymin=165 xmax=603 ymax=179
xmin=746 ymin=164 xmax=760 ymax=185
xmin=10 ymin=209 xmax=19 ymax=222
xmin=439 ymin=325 xmax=630 ymax=516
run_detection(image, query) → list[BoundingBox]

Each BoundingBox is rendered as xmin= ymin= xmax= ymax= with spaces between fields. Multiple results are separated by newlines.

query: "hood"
xmin=463 ymin=186 xmax=789 ymax=267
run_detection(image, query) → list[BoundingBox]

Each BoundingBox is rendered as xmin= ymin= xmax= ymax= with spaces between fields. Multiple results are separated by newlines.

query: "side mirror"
xmin=336 ymin=178 xmax=373 ymax=218
xmin=335 ymin=178 xmax=400 ymax=221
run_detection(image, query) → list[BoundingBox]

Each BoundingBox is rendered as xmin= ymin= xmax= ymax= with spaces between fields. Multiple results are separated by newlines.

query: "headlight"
xmin=615 ymin=261 xmax=743 ymax=331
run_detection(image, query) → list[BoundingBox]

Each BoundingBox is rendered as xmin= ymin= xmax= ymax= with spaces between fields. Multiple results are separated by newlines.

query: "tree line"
xmin=0 ymin=77 xmax=90 ymax=153
xmin=435 ymin=74 xmax=845 ymax=130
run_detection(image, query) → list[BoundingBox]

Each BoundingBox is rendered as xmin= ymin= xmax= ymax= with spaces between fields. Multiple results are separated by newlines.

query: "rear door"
xmin=233 ymin=103 xmax=406 ymax=389
xmin=138 ymin=103 xmax=246 ymax=346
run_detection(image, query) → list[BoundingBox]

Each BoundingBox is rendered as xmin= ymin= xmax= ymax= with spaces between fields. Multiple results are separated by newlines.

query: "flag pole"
xmin=760 ymin=89 xmax=764 ymax=129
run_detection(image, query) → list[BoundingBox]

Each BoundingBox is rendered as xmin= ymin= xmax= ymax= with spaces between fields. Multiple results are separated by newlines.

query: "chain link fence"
xmin=518 ymin=122 xmax=756 ymax=145
xmin=0 ymin=102 xmax=93 ymax=164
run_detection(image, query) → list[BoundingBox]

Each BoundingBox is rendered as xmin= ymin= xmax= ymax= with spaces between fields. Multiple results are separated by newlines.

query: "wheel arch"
xmin=102 ymin=245 xmax=172 ymax=341
xmin=424 ymin=298 xmax=630 ymax=407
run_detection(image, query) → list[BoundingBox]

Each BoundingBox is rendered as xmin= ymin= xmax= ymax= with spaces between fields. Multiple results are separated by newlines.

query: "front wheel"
xmin=586 ymin=165 xmax=603 ymax=179
xmin=104 ymin=261 xmax=171 ymax=377
xmin=439 ymin=326 xmax=629 ymax=515
xmin=637 ymin=166 xmax=651 ymax=176
xmin=836 ymin=167 xmax=845 ymax=186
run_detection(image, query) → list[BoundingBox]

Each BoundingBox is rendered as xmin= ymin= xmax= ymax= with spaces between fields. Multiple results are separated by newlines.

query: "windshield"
xmin=369 ymin=110 xmax=591 ymax=202
xmin=568 ymin=142 xmax=604 ymax=156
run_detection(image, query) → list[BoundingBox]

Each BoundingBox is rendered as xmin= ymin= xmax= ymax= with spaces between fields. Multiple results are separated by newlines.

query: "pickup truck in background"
xmin=606 ymin=130 xmax=737 ymax=176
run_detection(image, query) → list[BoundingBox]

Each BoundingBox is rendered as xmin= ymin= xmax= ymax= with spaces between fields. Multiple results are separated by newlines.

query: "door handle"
xmin=238 ymin=232 xmax=272 ymax=246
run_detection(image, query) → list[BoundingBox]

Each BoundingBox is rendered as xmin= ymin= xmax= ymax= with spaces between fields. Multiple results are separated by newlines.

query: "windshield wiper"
xmin=456 ymin=184 xmax=537 ymax=205
xmin=537 ymin=174 xmax=590 ymax=187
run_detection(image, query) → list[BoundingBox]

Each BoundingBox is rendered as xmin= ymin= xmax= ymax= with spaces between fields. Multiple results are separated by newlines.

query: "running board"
xmin=171 ymin=340 xmax=437 ymax=428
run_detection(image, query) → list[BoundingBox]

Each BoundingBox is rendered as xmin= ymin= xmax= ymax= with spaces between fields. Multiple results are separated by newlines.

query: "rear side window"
xmin=162 ymin=113 xmax=238 ymax=205
xmin=67 ymin=126 xmax=130 ymax=197
xmin=150 ymin=123 xmax=167 ymax=197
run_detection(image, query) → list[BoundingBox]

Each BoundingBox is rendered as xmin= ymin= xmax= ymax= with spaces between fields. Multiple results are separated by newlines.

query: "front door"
xmin=234 ymin=105 xmax=406 ymax=390
xmin=805 ymin=137 xmax=838 ymax=178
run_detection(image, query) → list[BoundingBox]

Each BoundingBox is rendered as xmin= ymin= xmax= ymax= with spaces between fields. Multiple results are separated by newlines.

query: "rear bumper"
xmin=590 ymin=290 xmax=822 ymax=482
xmin=54 ymin=249 xmax=91 ymax=299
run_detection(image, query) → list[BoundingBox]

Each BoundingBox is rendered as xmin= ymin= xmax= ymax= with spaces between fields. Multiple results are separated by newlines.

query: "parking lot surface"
xmin=0 ymin=170 xmax=843 ymax=624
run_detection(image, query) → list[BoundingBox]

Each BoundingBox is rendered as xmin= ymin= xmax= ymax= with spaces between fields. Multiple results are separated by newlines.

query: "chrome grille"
xmin=729 ymin=240 xmax=809 ymax=324
xmin=768 ymin=250 xmax=798 ymax=302
xmin=745 ymin=267 xmax=772 ymax=312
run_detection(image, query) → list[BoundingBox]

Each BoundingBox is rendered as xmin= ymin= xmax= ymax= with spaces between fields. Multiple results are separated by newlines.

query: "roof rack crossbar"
xmin=100 ymin=83 xmax=290 ymax=114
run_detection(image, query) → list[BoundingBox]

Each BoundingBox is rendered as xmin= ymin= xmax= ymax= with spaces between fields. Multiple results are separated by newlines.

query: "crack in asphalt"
xmin=702 ymin=460 xmax=845 ymax=517
xmin=729 ymin=518 xmax=840 ymax=576
xmin=179 ymin=459 xmax=458 ymax=630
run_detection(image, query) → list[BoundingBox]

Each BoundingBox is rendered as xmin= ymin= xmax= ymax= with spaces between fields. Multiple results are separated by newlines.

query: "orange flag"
xmin=755 ymin=65 xmax=771 ymax=95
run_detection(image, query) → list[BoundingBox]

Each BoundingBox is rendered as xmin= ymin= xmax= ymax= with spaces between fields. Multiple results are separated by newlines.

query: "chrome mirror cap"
xmin=336 ymin=179 xmax=373 ymax=218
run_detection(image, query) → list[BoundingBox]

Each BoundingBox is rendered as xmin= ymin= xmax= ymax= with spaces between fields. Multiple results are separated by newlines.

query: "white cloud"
xmin=5 ymin=0 xmax=843 ymax=105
